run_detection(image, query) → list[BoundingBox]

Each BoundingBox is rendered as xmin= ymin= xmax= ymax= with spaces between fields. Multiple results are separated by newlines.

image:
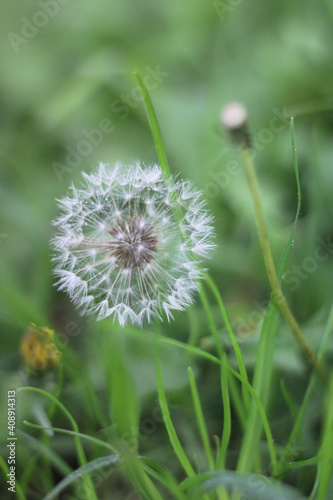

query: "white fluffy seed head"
xmin=220 ymin=102 xmax=248 ymax=130
xmin=51 ymin=161 xmax=215 ymax=326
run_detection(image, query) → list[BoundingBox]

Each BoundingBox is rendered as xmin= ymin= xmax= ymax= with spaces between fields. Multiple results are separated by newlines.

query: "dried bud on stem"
xmin=220 ymin=102 xmax=252 ymax=148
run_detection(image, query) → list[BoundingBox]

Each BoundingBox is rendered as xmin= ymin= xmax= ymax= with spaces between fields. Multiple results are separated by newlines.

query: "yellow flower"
xmin=21 ymin=324 xmax=61 ymax=373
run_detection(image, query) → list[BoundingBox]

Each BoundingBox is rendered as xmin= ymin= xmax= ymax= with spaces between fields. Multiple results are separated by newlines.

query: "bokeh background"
xmin=1 ymin=0 xmax=333 ymax=498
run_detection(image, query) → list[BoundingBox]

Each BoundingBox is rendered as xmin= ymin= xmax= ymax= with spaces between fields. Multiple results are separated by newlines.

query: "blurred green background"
xmin=1 ymin=0 xmax=333 ymax=498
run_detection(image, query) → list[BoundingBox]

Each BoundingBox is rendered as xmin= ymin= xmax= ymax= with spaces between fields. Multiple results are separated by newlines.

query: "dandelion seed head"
xmin=51 ymin=161 xmax=215 ymax=326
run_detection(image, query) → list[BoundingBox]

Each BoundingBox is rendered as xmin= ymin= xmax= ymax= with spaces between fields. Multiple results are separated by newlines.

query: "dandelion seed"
xmin=51 ymin=162 xmax=215 ymax=326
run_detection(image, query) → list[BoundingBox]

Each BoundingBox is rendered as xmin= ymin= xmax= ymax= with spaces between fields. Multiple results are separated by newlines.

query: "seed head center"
xmin=108 ymin=216 xmax=157 ymax=269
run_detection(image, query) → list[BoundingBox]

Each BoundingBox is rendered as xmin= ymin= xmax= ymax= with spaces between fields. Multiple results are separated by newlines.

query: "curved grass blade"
xmin=219 ymin=353 xmax=231 ymax=469
xmin=22 ymin=421 xmax=116 ymax=452
xmin=204 ymin=274 xmax=250 ymax=412
xmin=277 ymin=301 xmax=333 ymax=474
xmin=120 ymin=324 xmax=221 ymax=366
xmin=26 ymin=422 xmax=164 ymax=500
xmin=285 ymin=98 xmax=333 ymax=118
xmin=280 ymin=379 xmax=298 ymax=420
xmin=18 ymin=429 xmax=72 ymax=476
xmin=155 ymin=348 xmax=196 ymax=478
xmin=181 ymin=470 xmax=307 ymax=500
xmin=18 ymin=386 xmax=98 ymax=500
xmin=224 ymin=362 xmax=278 ymax=475
xmin=42 ymin=455 xmax=120 ymax=500
xmin=188 ymin=367 xmax=215 ymax=470
xmin=274 ymin=455 xmax=319 ymax=479
xmin=20 ymin=363 xmax=65 ymax=489
xmin=141 ymin=457 xmax=188 ymax=500
xmin=199 ymin=286 xmax=247 ymax=428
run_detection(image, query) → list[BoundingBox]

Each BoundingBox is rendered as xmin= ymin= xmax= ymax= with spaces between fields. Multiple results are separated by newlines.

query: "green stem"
xmin=134 ymin=72 xmax=171 ymax=178
xmin=240 ymin=147 xmax=328 ymax=383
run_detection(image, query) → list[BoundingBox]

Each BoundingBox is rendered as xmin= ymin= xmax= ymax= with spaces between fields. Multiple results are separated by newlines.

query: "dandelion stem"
xmin=240 ymin=146 xmax=328 ymax=383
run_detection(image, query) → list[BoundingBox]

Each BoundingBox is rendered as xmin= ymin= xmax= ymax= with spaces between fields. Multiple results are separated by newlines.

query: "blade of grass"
xmin=133 ymin=72 xmax=171 ymax=178
xmin=199 ymin=286 xmax=246 ymax=428
xmin=0 ymin=454 xmax=27 ymax=500
xmin=280 ymin=379 xmax=298 ymax=420
xmin=22 ymin=421 xmax=116 ymax=452
xmin=108 ymin=330 xmax=139 ymax=449
xmin=200 ymin=284 xmax=223 ymax=358
xmin=18 ymin=430 xmax=72 ymax=476
xmin=155 ymin=347 xmax=196 ymax=478
xmin=61 ymin=342 xmax=109 ymax=429
xmin=275 ymin=455 xmax=319 ymax=479
xmin=180 ymin=470 xmax=307 ymax=500
xmin=311 ymin=375 xmax=333 ymax=500
xmin=120 ymin=324 xmax=221 ymax=366
xmin=133 ymin=71 xmax=184 ymax=226
xmin=17 ymin=387 xmax=98 ymax=500
xmin=277 ymin=301 xmax=333 ymax=474
xmin=227 ymin=373 xmax=246 ymax=430
xmin=122 ymin=322 xmax=246 ymax=431
xmin=141 ymin=457 xmax=188 ymax=500
xmin=285 ymin=98 xmax=333 ymax=118
xmin=224 ymin=362 xmax=278 ymax=475
xmin=219 ymin=353 xmax=231 ymax=469
xmin=42 ymin=455 xmax=120 ymax=500
xmin=204 ymin=274 xmax=250 ymax=412
xmin=188 ymin=367 xmax=215 ymax=470
xmin=18 ymin=363 xmax=64 ymax=489
xmin=33 ymin=399 xmax=56 ymax=492
xmin=187 ymin=306 xmax=201 ymax=347
xmin=114 ymin=438 xmax=165 ymax=500
xmin=23 ymin=422 xmax=164 ymax=500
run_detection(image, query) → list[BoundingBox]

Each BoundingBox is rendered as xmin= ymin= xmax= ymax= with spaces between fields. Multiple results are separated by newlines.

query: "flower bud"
xmin=220 ymin=102 xmax=251 ymax=147
xmin=21 ymin=324 xmax=61 ymax=373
